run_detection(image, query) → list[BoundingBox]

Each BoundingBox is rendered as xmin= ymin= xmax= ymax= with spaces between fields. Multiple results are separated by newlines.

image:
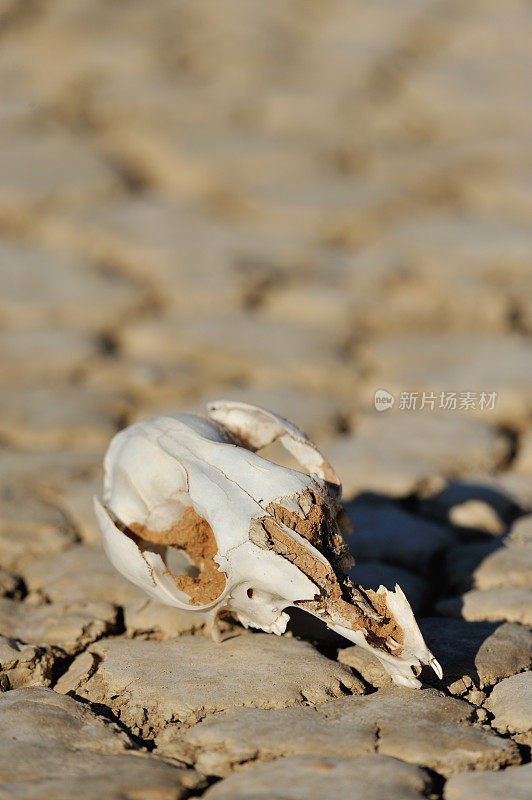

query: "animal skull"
xmin=95 ymin=400 xmax=442 ymax=688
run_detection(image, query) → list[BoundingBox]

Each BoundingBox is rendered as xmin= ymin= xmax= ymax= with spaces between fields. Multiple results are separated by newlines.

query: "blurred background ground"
xmin=0 ymin=2 xmax=531 ymax=799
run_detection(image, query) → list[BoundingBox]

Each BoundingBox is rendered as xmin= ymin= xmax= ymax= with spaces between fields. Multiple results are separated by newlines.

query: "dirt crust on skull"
xmin=268 ymin=490 xmax=353 ymax=570
xmin=130 ymin=509 xmax=226 ymax=605
xmin=251 ymin=513 xmax=404 ymax=655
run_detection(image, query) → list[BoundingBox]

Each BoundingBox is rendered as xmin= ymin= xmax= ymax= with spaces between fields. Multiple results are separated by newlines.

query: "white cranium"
xmin=95 ymin=400 xmax=442 ymax=688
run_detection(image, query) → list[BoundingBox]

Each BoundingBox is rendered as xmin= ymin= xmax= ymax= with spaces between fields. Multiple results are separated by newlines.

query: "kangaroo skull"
xmin=95 ymin=400 xmax=442 ymax=688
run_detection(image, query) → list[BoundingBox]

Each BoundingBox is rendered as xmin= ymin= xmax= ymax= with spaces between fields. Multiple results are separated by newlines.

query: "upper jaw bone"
xmin=95 ymin=402 xmax=442 ymax=689
xmin=340 ymin=584 xmax=443 ymax=685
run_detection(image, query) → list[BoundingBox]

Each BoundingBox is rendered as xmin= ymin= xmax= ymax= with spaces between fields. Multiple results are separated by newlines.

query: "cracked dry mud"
xmin=56 ymin=635 xmax=364 ymax=735
xmin=1 ymin=1 xmax=532 ymax=798
xmin=158 ymin=687 xmax=519 ymax=778
xmin=0 ymin=688 xmax=206 ymax=800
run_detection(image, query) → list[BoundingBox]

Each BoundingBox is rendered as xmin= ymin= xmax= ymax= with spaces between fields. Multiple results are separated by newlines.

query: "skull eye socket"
xmin=256 ymin=440 xmax=310 ymax=475
xmin=247 ymin=588 xmax=254 ymax=599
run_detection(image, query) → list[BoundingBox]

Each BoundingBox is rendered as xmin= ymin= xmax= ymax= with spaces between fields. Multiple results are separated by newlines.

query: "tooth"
xmin=429 ymin=656 xmax=443 ymax=679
